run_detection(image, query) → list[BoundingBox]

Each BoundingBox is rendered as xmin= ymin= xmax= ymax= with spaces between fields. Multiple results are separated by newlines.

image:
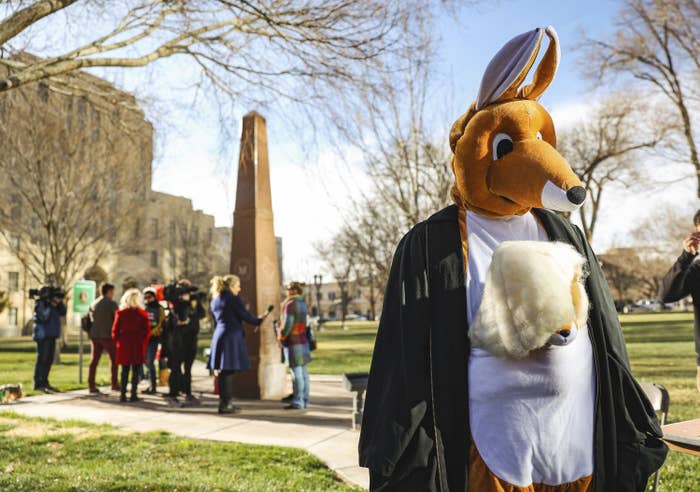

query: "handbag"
xmin=306 ymin=323 xmax=317 ymax=351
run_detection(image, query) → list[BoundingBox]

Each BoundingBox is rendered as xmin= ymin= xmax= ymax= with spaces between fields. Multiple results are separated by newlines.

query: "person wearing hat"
xmin=279 ymin=281 xmax=311 ymax=410
xmin=142 ymin=287 xmax=165 ymax=394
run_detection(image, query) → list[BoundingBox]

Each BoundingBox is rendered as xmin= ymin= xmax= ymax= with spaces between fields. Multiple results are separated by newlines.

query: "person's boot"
xmin=218 ymin=374 xmax=240 ymax=414
xmin=218 ymin=373 xmax=231 ymax=413
xmin=119 ymin=376 xmax=128 ymax=403
xmin=130 ymin=380 xmax=140 ymax=402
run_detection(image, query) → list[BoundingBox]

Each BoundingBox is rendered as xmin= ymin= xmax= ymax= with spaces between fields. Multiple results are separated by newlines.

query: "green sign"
xmin=72 ymin=280 xmax=96 ymax=314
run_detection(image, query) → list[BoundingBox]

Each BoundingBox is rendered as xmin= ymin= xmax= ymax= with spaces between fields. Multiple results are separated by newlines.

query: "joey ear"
xmin=518 ymin=26 xmax=560 ymax=100
xmin=449 ymin=101 xmax=477 ymax=153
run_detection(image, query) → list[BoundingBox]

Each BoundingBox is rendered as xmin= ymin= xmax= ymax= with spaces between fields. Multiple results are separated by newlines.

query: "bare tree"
xmin=321 ymin=29 xmax=453 ymax=310
xmin=315 ymin=238 xmax=356 ymax=329
xmin=581 ymin=0 xmax=700 ymax=196
xmin=0 ymin=0 xmax=441 ymax=119
xmin=599 ymin=248 xmax=639 ymax=302
xmin=0 ymin=290 xmax=10 ymax=314
xmin=0 ymin=88 xmax=144 ymax=291
xmin=558 ymin=94 xmax=669 ymax=241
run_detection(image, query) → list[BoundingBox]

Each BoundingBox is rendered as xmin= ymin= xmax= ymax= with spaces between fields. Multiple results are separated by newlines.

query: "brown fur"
xmin=468 ymin=444 xmax=593 ymax=492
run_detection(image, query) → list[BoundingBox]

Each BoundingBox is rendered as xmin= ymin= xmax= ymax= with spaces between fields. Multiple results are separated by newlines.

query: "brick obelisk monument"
xmin=230 ymin=111 xmax=286 ymax=399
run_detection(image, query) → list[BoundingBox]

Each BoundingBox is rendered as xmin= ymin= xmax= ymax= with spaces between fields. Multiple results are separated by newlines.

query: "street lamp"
xmin=313 ymin=274 xmax=323 ymax=325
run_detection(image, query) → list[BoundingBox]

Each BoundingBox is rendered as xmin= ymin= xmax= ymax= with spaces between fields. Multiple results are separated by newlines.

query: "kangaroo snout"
xmin=542 ymin=182 xmax=586 ymax=212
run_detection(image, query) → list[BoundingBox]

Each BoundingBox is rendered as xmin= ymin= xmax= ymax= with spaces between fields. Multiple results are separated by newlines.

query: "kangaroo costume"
xmin=359 ymin=27 xmax=667 ymax=492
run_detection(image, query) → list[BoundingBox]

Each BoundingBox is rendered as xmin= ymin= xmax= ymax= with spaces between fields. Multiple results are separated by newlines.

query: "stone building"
xmin=0 ymin=60 xmax=230 ymax=334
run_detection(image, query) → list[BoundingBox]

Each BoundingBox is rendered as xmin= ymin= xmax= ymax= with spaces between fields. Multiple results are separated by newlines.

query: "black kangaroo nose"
xmin=566 ymin=186 xmax=586 ymax=205
xmin=558 ymin=329 xmax=570 ymax=338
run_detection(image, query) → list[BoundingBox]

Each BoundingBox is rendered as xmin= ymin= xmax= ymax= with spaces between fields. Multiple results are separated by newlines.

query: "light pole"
xmin=313 ymin=274 xmax=323 ymax=326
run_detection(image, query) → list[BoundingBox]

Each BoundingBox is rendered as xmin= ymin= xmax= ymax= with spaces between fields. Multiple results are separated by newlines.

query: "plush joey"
xmin=470 ymin=240 xmax=589 ymax=358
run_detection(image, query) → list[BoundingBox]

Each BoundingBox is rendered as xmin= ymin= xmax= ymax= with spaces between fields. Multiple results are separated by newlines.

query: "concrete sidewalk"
xmin=5 ymin=361 xmax=369 ymax=490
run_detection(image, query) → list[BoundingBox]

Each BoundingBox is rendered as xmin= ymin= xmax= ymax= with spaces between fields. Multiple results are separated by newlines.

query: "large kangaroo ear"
xmin=449 ymin=102 xmax=477 ymax=153
xmin=476 ymin=28 xmax=545 ymax=110
xmin=518 ymin=26 xmax=560 ymax=100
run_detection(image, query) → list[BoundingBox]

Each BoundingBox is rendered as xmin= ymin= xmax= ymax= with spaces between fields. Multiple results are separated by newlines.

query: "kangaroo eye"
xmin=536 ymin=131 xmax=543 ymax=140
xmin=492 ymin=133 xmax=514 ymax=160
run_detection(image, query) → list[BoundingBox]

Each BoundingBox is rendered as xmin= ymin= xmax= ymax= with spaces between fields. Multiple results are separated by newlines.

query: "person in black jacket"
xmin=163 ymin=280 xmax=206 ymax=407
xmin=659 ymin=209 xmax=700 ymax=392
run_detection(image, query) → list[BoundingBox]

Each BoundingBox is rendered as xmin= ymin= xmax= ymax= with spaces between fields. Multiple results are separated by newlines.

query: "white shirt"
xmin=466 ymin=210 xmax=596 ymax=487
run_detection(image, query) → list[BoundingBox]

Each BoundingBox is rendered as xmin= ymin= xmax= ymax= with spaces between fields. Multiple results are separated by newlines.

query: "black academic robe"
xmin=359 ymin=205 xmax=667 ymax=492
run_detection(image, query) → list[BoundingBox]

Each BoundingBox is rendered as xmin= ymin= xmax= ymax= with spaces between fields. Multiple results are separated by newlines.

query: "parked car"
xmin=631 ymin=300 xmax=664 ymax=313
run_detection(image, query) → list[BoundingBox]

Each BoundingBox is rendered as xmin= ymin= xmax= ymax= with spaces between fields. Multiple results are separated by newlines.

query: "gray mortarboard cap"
xmin=475 ymin=27 xmax=547 ymax=111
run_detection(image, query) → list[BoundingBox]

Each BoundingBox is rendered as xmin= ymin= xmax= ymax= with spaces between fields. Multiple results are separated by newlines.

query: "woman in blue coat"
xmin=209 ymin=274 xmax=270 ymax=414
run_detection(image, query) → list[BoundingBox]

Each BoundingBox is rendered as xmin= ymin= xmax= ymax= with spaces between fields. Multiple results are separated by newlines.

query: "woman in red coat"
xmin=112 ymin=288 xmax=150 ymax=403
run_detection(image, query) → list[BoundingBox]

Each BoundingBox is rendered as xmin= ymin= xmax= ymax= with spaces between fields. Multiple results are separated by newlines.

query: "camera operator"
xmin=32 ymin=287 xmax=67 ymax=393
xmin=163 ymin=279 xmax=205 ymax=406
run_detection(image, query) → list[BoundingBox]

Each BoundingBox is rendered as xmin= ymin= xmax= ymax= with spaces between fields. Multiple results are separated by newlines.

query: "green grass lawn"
xmin=0 ymin=333 xmax=212 ymax=396
xmin=309 ymin=321 xmax=378 ymax=375
xmin=0 ymin=412 xmax=357 ymax=491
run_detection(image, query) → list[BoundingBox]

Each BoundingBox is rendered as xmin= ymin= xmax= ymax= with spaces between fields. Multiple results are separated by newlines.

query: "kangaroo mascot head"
xmin=449 ymin=26 xmax=585 ymax=218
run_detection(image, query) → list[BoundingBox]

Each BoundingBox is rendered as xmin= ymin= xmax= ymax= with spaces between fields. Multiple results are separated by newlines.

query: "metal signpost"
xmin=73 ymin=279 xmax=96 ymax=384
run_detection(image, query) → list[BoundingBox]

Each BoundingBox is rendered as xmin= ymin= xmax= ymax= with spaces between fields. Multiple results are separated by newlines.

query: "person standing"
xmin=208 ymin=275 xmax=270 ymax=414
xmin=112 ymin=288 xmax=150 ymax=403
xmin=176 ymin=280 xmax=206 ymax=404
xmin=87 ymin=283 xmax=119 ymax=394
xmin=279 ymin=281 xmax=310 ymax=410
xmin=659 ymin=209 xmax=700 ymax=392
xmin=32 ymin=289 xmax=66 ymax=393
xmin=142 ymin=287 xmax=165 ymax=395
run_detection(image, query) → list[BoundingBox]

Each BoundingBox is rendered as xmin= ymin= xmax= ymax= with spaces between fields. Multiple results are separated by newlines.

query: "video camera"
xmin=163 ymin=282 xmax=204 ymax=304
xmin=28 ymin=286 xmax=65 ymax=301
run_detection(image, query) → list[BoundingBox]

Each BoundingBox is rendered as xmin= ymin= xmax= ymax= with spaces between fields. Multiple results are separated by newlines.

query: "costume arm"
xmin=658 ymin=251 xmax=699 ymax=303
xmin=360 ymin=231 xmax=434 ymax=489
xmin=573 ymin=224 xmax=631 ymax=366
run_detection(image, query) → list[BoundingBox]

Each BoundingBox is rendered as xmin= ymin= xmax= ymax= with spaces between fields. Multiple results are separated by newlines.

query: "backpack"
xmin=80 ymin=314 xmax=92 ymax=333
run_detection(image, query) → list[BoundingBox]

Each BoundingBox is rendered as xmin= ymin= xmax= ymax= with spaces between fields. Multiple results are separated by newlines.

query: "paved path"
xmin=6 ymin=361 xmax=369 ymax=490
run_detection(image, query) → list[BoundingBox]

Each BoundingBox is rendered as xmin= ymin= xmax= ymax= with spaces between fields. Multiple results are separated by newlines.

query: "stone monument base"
xmin=259 ymin=362 xmax=288 ymax=399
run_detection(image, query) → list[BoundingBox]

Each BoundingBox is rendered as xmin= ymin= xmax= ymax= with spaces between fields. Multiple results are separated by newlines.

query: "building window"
xmin=8 ymin=272 xmax=19 ymax=291
xmin=328 ymin=291 xmax=336 ymax=301
xmin=134 ymin=219 xmax=141 ymax=239
xmin=170 ymin=252 xmax=176 ymax=269
xmin=208 ymin=228 xmax=213 ymax=243
xmin=151 ymin=218 xmax=159 ymax=240
xmin=192 ymin=226 xmax=199 ymax=244
xmin=170 ymin=221 xmax=176 ymax=243
xmin=150 ymin=251 xmax=158 ymax=268
xmin=8 ymin=307 xmax=18 ymax=327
